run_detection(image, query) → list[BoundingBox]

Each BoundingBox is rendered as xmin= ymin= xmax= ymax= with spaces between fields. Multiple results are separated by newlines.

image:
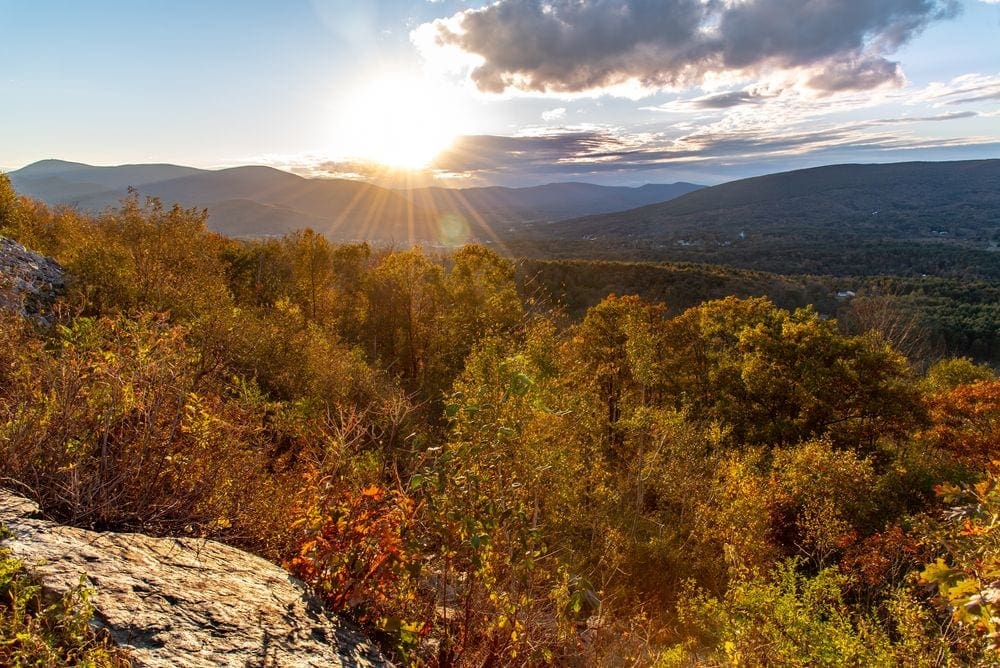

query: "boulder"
xmin=0 ymin=490 xmax=391 ymax=667
xmin=0 ymin=236 xmax=65 ymax=324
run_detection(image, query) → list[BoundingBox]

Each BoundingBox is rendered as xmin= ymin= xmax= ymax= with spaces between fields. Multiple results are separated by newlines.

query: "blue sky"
xmin=1 ymin=0 xmax=997 ymax=185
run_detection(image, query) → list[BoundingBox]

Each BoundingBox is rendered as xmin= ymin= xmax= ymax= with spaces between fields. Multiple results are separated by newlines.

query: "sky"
xmin=0 ymin=0 xmax=998 ymax=186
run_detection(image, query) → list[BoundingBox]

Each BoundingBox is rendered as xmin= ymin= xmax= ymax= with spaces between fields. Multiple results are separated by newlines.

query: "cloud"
xmin=542 ymin=107 xmax=567 ymax=121
xmin=946 ymin=89 xmax=1000 ymax=104
xmin=909 ymin=73 xmax=1000 ymax=107
xmin=687 ymin=90 xmax=770 ymax=109
xmin=245 ymin=111 xmax=997 ymax=187
xmin=648 ymin=87 xmax=780 ymax=112
xmin=869 ymin=110 xmax=978 ymax=123
xmin=419 ymin=117 xmax=994 ymax=184
xmin=416 ymin=0 xmax=960 ymax=96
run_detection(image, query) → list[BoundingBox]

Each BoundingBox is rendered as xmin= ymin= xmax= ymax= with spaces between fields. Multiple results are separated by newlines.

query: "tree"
xmin=368 ymin=248 xmax=447 ymax=393
xmin=664 ymin=297 xmax=921 ymax=448
xmin=922 ymin=380 xmax=1000 ymax=467
xmin=65 ymin=192 xmax=230 ymax=319
xmin=566 ymin=295 xmax=668 ymax=459
xmin=284 ymin=229 xmax=335 ymax=325
xmin=443 ymin=244 xmax=524 ymax=386
xmin=922 ymin=357 xmax=996 ymax=394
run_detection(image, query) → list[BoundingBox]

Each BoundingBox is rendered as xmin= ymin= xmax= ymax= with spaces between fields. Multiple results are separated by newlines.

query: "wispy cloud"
xmin=424 ymin=118 xmax=994 ymax=182
xmin=908 ymin=72 xmax=1000 ymax=106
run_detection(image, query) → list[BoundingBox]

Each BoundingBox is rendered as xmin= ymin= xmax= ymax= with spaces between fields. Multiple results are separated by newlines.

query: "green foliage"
xmin=665 ymin=297 xmax=923 ymax=448
xmin=675 ymin=561 xmax=901 ymax=667
xmin=518 ymin=257 xmax=1000 ymax=365
xmin=923 ymin=357 xmax=997 ymax=393
xmin=0 ymin=527 xmax=130 ymax=666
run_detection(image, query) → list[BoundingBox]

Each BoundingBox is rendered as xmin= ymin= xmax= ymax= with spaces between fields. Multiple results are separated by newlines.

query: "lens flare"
xmin=436 ymin=214 xmax=470 ymax=247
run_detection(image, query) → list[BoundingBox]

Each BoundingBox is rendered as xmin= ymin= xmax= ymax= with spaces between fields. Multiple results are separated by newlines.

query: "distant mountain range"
xmin=515 ymin=159 xmax=1000 ymax=279
xmin=10 ymin=158 xmax=998 ymax=279
xmin=7 ymin=160 xmax=702 ymax=243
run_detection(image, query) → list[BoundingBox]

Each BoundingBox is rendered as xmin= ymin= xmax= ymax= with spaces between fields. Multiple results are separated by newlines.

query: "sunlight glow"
xmin=335 ymin=74 xmax=462 ymax=170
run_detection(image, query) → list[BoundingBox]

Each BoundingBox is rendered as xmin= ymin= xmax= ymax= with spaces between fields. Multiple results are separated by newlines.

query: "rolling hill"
xmin=517 ymin=160 xmax=1000 ymax=279
xmin=406 ymin=181 xmax=701 ymax=231
xmin=7 ymin=160 xmax=701 ymax=244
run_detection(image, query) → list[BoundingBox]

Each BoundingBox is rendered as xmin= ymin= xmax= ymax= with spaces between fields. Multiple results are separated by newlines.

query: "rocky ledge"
xmin=0 ymin=236 xmax=65 ymax=324
xmin=0 ymin=490 xmax=390 ymax=667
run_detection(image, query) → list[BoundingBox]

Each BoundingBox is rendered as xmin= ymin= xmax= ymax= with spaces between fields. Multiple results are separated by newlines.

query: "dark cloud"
xmin=806 ymin=57 xmax=904 ymax=92
xmin=432 ymin=131 xmax=634 ymax=172
xmin=691 ymin=90 xmax=770 ymax=109
xmin=421 ymin=0 xmax=960 ymax=94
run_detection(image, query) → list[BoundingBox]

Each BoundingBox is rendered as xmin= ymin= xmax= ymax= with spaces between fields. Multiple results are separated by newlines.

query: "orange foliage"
xmin=287 ymin=482 xmax=418 ymax=620
xmin=923 ymin=380 xmax=1000 ymax=466
xmin=839 ymin=525 xmax=925 ymax=590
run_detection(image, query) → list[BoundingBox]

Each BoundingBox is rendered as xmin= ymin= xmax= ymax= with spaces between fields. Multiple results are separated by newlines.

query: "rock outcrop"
xmin=0 ymin=490 xmax=390 ymax=667
xmin=0 ymin=236 xmax=64 ymax=324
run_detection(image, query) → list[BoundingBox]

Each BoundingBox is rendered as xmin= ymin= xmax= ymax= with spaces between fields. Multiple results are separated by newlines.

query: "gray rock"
xmin=0 ymin=490 xmax=391 ymax=667
xmin=0 ymin=236 xmax=65 ymax=324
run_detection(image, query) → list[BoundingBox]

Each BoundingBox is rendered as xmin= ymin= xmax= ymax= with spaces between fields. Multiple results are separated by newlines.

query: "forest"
xmin=516 ymin=259 xmax=1000 ymax=366
xmin=2 ymin=173 xmax=1000 ymax=666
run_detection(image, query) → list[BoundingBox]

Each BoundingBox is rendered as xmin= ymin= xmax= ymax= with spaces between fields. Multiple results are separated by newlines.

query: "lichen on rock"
xmin=0 ymin=490 xmax=391 ymax=667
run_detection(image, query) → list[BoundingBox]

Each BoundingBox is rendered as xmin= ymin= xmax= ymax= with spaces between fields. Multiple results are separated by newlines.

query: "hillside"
xmin=522 ymin=160 xmax=1000 ymax=278
xmin=9 ymin=161 xmax=438 ymax=243
xmin=407 ymin=181 xmax=702 ymax=230
xmin=7 ymin=160 xmax=700 ymax=244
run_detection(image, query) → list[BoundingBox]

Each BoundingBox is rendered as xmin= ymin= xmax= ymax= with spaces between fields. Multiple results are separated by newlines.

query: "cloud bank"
xmin=416 ymin=0 xmax=961 ymax=95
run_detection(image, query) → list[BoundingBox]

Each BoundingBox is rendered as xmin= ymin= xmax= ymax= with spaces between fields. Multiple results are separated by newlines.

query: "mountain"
xmin=8 ymin=162 xmax=436 ymax=242
xmin=406 ymin=181 xmax=702 ymax=230
xmin=7 ymin=160 xmax=702 ymax=244
xmin=520 ymin=160 xmax=1000 ymax=279
xmin=9 ymin=159 xmax=204 ymax=202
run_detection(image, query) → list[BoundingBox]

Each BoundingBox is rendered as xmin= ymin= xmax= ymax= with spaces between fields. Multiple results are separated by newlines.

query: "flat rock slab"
xmin=0 ymin=490 xmax=390 ymax=667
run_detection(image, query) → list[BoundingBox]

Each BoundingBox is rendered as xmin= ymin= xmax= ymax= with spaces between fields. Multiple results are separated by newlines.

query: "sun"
xmin=335 ymin=74 xmax=462 ymax=170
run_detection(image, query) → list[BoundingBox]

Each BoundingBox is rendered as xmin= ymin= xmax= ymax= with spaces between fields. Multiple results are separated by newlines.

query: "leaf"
xmin=509 ymin=372 xmax=534 ymax=397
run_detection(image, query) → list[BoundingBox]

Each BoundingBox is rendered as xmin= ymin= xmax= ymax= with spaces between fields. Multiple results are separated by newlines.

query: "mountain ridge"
xmin=514 ymin=159 xmax=1000 ymax=278
xmin=7 ymin=159 xmax=702 ymax=243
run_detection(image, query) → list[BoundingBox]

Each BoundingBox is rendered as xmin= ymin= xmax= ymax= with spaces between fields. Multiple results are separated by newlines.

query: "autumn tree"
xmin=284 ymin=229 xmax=336 ymax=325
xmin=367 ymin=248 xmax=447 ymax=394
xmin=664 ymin=297 xmax=922 ymax=448
xmin=442 ymin=244 xmax=523 ymax=377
